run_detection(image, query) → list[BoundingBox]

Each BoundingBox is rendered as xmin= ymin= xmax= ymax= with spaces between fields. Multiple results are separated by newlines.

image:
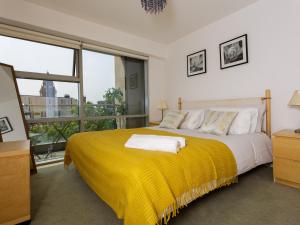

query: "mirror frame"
xmin=0 ymin=62 xmax=37 ymax=173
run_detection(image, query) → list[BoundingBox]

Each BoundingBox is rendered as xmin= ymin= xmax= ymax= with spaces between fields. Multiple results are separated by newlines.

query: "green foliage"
xmin=30 ymin=121 xmax=79 ymax=145
xmin=102 ymin=87 xmax=126 ymax=115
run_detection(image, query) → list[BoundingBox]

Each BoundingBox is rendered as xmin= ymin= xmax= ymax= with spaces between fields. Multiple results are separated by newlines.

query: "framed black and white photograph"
xmin=219 ymin=34 xmax=248 ymax=69
xmin=187 ymin=49 xmax=206 ymax=77
xmin=0 ymin=117 xmax=13 ymax=134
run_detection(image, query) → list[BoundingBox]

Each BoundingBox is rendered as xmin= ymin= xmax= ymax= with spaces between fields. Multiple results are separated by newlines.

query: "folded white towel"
xmin=155 ymin=135 xmax=186 ymax=148
xmin=125 ymin=134 xmax=186 ymax=153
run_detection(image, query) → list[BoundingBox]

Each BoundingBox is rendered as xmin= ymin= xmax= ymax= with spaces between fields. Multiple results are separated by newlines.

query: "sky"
xmin=0 ymin=35 xmax=115 ymax=104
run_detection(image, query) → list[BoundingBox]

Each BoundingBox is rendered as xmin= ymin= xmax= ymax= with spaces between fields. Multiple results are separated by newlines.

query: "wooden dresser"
xmin=0 ymin=140 xmax=30 ymax=225
xmin=272 ymin=130 xmax=300 ymax=189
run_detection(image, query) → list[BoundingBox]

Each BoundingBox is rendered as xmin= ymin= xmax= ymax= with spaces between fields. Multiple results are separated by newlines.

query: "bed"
xmin=64 ymin=89 xmax=272 ymax=225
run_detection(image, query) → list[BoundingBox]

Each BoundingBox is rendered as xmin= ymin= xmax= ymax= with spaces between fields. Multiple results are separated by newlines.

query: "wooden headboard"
xmin=178 ymin=89 xmax=271 ymax=137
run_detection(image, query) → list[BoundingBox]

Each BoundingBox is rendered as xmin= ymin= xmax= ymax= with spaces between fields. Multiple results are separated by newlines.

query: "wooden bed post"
xmin=265 ymin=89 xmax=271 ymax=137
xmin=178 ymin=97 xmax=182 ymax=110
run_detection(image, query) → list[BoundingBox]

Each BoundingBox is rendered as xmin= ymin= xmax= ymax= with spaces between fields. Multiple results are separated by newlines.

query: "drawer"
xmin=273 ymin=137 xmax=300 ymax=161
xmin=273 ymin=158 xmax=300 ymax=184
xmin=0 ymin=155 xmax=30 ymax=224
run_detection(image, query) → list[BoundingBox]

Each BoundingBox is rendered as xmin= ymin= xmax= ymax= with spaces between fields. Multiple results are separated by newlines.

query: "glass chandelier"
xmin=141 ymin=0 xmax=167 ymax=14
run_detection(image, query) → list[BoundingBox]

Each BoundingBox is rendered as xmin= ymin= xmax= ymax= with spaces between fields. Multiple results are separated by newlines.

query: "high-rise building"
xmin=40 ymin=80 xmax=57 ymax=118
xmin=40 ymin=80 xmax=57 ymax=98
xmin=21 ymin=80 xmax=78 ymax=119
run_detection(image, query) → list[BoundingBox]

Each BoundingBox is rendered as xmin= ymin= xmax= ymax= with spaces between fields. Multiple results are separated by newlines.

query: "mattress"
xmin=150 ymin=127 xmax=273 ymax=175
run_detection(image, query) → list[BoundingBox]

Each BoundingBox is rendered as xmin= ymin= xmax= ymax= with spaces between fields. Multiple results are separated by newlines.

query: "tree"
xmin=84 ymin=87 xmax=126 ymax=131
xmin=102 ymin=88 xmax=126 ymax=115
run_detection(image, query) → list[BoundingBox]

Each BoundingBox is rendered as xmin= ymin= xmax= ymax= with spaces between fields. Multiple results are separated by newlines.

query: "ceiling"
xmin=25 ymin=0 xmax=258 ymax=44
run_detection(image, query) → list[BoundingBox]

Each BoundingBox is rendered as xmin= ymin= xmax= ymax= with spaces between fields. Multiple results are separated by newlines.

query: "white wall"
xmin=166 ymin=0 xmax=300 ymax=132
xmin=148 ymin=56 xmax=167 ymax=121
xmin=0 ymin=0 xmax=167 ymax=121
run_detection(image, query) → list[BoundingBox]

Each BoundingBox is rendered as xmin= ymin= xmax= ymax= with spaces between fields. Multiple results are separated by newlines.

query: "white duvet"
xmin=149 ymin=127 xmax=273 ymax=175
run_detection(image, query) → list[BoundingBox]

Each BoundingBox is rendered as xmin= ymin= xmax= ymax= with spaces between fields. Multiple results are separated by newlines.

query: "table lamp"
xmin=158 ymin=100 xmax=168 ymax=121
xmin=288 ymin=90 xmax=300 ymax=133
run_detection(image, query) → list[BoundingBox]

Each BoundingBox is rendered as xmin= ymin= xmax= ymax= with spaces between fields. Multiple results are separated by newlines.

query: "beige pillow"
xmin=199 ymin=110 xmax=238 ymax=135
xmin=180 ymin=109 xmax=205 ymax=130
xmin=159 ymin=110 xmax=187 ymax=129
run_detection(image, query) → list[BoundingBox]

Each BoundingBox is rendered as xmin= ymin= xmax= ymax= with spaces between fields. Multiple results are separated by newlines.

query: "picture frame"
xmin=129 ymin=73 xmax=138 ymax=89
xmin=219 ymin=34 xmax=248 ymax=69
xmin=0 ymin=117 xmax=13 ymax=134
xmin=187 ymin=49 xmax=207 ymax=77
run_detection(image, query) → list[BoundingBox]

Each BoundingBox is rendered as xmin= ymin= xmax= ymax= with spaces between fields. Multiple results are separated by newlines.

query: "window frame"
xmin=0 ymin=25 xmax=149 ymax=141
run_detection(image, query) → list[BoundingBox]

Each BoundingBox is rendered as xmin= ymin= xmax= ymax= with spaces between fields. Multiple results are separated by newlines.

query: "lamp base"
xmin=295 ymin=129 xmax=300 ymax=133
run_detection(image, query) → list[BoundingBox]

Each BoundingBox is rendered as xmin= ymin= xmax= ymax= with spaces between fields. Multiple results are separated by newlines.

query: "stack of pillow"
xmin=158 ymin=105 xmax=265 ymax=136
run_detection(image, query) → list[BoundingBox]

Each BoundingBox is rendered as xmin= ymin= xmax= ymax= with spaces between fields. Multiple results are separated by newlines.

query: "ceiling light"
xmin=141 ymin=0 xmax=167 ymax=14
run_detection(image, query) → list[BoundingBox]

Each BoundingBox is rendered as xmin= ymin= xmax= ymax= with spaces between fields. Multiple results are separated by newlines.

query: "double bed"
xmin=64 ymin=90 xmax=272 ymax=225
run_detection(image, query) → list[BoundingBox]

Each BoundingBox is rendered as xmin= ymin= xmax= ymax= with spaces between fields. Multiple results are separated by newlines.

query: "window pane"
xmin=82 ymin=50 xmax=145 ymax=117
xmin=30 ymin=121 xmax=79 ymax=146
xmin=30 ymin=121 xmax=79 ymax=165
xmin=0 ymin=35 xmax=74 ymax=75
xmin=17 ymin=79 xmax=79 ymax=119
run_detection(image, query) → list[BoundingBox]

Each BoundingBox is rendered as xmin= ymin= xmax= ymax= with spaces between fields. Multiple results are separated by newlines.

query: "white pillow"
xmin=180 ymin=109 xmax=205 ymax=130
xmin=210 ymin=107 xmax=258 ymax=134
xmin=159 ymin=110 xmax=187 ymax=129
xmin=228 ymin=111 xmax=251 ymax=134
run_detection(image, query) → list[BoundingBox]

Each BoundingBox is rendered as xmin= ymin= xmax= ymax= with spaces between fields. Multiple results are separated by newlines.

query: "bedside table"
xmin=149 ymin=121 xmax=161 ymax=127
xmin=0 ymin=140 xmax=31 ymax=224
xmin=272 ymin=130 xmax=300 ymax=189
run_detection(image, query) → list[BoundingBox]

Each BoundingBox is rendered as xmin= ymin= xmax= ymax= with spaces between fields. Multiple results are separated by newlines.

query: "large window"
xmin=0 ymin=30 xmax=148 ymax=165
xmin=0 ymin=34 xmax=80 ymax=164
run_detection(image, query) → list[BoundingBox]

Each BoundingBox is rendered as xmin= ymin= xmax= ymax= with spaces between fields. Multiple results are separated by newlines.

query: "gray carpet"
xmin=30 ymin=164 xmax=300 ymax=225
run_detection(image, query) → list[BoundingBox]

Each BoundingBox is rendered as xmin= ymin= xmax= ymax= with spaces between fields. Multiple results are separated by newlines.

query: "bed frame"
xmin=177 ymin=89 xmax=271 ymax=137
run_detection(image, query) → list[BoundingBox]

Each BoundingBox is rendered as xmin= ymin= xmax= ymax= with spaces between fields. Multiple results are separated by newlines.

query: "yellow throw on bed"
xmin=65 ymin=128 xmax=237 ymax=225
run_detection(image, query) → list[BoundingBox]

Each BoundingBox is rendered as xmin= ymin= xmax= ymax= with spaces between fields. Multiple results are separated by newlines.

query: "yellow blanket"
xmin=65 ymin=128 xmax=237 ymax=225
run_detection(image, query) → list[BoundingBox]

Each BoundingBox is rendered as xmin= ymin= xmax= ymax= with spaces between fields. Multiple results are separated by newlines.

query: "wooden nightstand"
xmin=272 ymin=130 xmax=300 ymax=189
xmin=149 ymin=121 xmax=161 ymax=127
xmin=0 ymin=140 xmax=31 ymax=225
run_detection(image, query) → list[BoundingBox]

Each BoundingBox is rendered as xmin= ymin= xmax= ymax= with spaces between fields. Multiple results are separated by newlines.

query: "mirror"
xmin=0 ymin=63 xmax=36 ymax=173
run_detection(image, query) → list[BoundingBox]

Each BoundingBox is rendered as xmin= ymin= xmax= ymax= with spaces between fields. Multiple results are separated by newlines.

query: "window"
xmin=82 ymin=50 xmax=146 ymax=129
xmin=0 ymin=33 xmax=79 ymax=165
xmin=0 ymin=35 xmax=75 ymax=76
xmin=0 ymin=29 xmax=148 ymax=166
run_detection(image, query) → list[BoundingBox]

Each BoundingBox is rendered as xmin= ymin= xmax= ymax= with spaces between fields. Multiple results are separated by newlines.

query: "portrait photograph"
xmin=187 ymin=49 xmax=206 ymax=77
xmin=0 ymin=117 xmax=13 ymax=134
xmin=219 ymin=34 xmax=248 ymax=69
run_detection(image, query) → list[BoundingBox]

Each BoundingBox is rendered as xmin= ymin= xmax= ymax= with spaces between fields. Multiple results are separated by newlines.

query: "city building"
xmin=21 ymin=80 xmax=78 ymax=119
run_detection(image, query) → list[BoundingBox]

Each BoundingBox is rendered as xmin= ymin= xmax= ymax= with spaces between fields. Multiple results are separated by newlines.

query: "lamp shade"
xmin=158 ymin=100 xmax=168 ymax=110
xmin=289 ymin=90 xmax=300 ymax=106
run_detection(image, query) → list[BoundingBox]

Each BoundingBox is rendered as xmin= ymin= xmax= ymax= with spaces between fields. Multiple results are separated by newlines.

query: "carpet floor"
xmin=30 ymin=164 xmax=300 ymax=225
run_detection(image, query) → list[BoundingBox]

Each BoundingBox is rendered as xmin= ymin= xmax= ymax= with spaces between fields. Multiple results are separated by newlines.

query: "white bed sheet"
xmin=149 ymin=127 xmax=273 ymax=175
